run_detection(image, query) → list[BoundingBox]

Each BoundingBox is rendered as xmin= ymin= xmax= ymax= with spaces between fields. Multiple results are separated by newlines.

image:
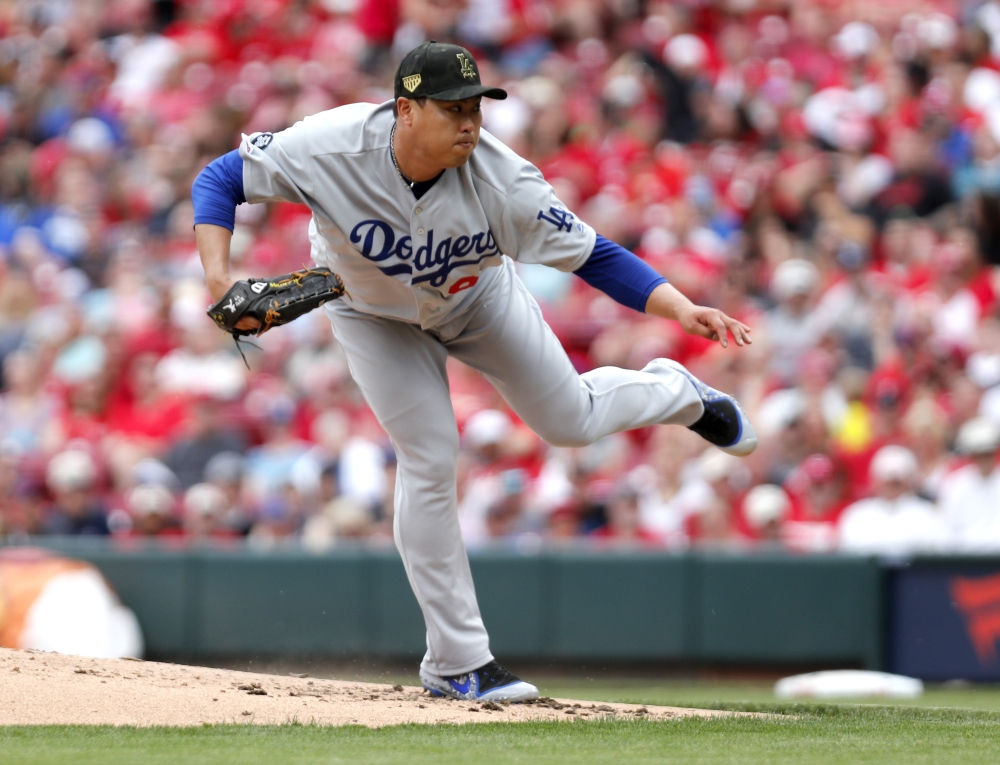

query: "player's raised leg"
xmin=445 ymin=260 xmax=756 ymax=455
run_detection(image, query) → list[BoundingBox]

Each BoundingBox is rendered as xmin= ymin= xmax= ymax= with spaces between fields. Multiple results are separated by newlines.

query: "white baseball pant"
xmin=326 ymin=259 xmax=703 ymax=676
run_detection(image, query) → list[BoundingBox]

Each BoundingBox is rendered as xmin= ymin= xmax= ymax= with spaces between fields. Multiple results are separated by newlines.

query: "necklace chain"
xmin=389 ymin=123 xmax=415 ymax=191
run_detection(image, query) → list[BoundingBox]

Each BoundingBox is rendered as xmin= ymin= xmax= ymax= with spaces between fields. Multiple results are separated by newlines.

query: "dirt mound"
xmin=0 ymin=647 xmax=732 ymax=727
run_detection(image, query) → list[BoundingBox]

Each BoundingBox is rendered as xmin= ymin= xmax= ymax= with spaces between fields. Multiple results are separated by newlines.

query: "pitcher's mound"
xmin=0 ymin=647 xmax=733 ymax=727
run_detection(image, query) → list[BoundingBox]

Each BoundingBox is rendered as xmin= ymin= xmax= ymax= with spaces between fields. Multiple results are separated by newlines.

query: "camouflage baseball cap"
xmin=394 ymin=41 xmax=507 ymax=102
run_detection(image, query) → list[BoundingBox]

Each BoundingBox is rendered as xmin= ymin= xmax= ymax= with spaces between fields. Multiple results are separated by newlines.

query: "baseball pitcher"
xmin=192 ymin=42 xmax=757 ymax=702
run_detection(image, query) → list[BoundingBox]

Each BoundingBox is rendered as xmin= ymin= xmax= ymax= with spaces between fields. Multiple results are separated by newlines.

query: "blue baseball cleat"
xmin=420 ymin=660 xmax=539 ymax=702
xmin=659 ymin=358 xmax=758 ymax=457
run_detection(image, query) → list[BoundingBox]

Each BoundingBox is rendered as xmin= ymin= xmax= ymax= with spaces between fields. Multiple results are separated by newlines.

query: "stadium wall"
xmin=11 ymin=541 xmax=885 ymax=670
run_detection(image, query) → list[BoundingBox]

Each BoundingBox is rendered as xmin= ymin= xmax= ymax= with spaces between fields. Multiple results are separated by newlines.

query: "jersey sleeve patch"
xmin=251 ymin=132 xmax=273 ymax=150
xmin=537 ymin=206 xmax=584 ymax=234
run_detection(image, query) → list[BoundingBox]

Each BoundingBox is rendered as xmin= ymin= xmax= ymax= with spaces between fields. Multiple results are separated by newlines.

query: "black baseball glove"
xmin=207 ymin=267 xmax=347 ymax=338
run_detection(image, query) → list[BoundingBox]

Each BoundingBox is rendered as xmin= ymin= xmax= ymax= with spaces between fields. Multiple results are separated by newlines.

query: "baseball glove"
xmin=207 ymin=267 xmax=347 ymax=338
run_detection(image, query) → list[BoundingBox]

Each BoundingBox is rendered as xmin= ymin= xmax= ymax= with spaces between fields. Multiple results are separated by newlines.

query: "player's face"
xmin=411 ymin=97 xmax=482 ymax=168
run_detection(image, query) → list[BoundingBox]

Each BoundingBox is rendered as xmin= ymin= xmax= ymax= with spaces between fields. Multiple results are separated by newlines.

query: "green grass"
xmin=3 ymin=706 xmax=1000 ymax=765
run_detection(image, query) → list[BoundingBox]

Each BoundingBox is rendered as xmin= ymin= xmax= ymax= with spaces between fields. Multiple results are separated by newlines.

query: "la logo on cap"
xmin=402 ymin=74 xmax=421 ymax=92
xmin=457 ymin=53 xmax=475 ymax=79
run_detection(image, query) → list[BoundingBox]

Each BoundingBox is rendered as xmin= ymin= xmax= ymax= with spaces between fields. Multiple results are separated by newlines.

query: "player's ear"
xmin=396 ymin=97 xmax=412 ymax=125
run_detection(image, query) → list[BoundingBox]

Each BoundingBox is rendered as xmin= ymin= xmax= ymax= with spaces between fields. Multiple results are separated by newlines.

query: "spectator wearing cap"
xmin=781 ymin=453 xmax=849 ymax=553
xmin=464 ymin=409 xmax=512 ymax=463
xmin=838 ymin=445 xmax=946 ymax=556
xmin=183 ymin=483 xmax=237 ymax=540
xmin=741 ymin=484 xmax=790 ymax=544
xmin=764 ymin=258 xmax=821 ymax=385
xmin=127 ymin=483 xmax=182 ymax=538
xmin=457 ymin=409 xmax=514 ymax=547
xmin=754 ymin=387 xmax=812 ymax=486
xmin=44 ymin=449 xmax=109 ymax=536
xmin=938 ymin=417 xmax=1000 ymax=552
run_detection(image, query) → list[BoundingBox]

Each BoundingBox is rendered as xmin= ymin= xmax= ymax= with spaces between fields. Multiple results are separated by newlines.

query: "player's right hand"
xmin=675 ymin=304 xmax=752 ymax=349
xmin=644 ymin=283 xmax=751 ymax=348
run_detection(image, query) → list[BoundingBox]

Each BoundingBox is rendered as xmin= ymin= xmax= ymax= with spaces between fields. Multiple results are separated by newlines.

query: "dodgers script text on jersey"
xmin=349 ymin=219 xmax=500 ymax=291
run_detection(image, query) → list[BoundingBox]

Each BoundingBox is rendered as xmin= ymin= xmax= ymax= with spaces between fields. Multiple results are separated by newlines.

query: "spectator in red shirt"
xmin=781 ymin=453 xmax=850 ymax=553
xmin=105 ymin=352 xmax=190 ymax=456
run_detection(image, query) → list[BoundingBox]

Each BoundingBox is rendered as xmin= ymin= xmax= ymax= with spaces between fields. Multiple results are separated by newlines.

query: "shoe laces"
xmin=474 ymin=661 xmax=519 ymax=689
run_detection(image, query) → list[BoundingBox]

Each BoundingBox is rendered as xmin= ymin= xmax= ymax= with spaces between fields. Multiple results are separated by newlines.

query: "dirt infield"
xmin=0 ymin=647 xmax=735 ymax=727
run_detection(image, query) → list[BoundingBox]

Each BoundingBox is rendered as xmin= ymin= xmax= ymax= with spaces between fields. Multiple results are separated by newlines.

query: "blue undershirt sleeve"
xmin=191 ymin=150 xmax=246 ymax=232
xmin=573 ymin=234 xmax=668 ymax=313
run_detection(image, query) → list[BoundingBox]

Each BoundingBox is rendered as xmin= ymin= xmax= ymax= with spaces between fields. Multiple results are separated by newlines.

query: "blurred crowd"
xmin=6 ymin=0 xmax=1000 ymax=555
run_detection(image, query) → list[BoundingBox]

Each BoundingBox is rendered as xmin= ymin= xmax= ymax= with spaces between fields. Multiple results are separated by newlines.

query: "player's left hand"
xmin=675 ymin=305 xmax=752 ymax=349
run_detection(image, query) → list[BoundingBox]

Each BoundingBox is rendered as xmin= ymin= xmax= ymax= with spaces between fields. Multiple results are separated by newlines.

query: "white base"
xmin=775 ymin=670 xmax=924 ymax=699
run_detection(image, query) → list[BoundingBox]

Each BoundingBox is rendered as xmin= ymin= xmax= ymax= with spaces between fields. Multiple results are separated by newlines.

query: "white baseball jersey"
xmin=239 ymin=101 xmax=596 ymax=329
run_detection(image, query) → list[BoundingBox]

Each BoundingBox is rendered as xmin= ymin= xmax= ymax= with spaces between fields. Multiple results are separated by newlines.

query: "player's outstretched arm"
xmin=644 ymin=282 xmax=751 ymax=349
xmin=570 ymin=235 xmax=751 ymax=349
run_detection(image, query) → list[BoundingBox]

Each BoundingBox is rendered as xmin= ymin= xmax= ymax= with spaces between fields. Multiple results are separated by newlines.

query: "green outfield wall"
xmin=12 ymin=542 xmax=885 ymax=669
